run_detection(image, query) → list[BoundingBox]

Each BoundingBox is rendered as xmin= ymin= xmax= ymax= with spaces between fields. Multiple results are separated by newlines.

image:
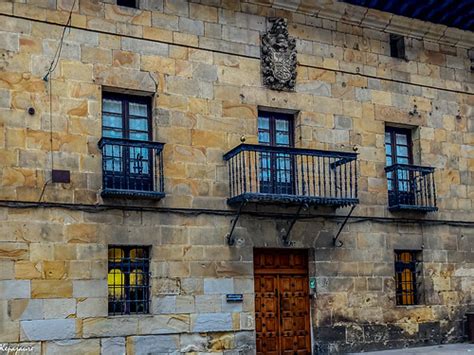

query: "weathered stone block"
xmin=31 ymin=280 xmax=72 ymax=299
xmin=101 ymin=337 xmax=125 ymax=355
xmin=44 ymin=339 xmax=100 ymax=355
xmin=8 ymin=299 xmax=42 ymax=321
xmin=152 ymin=296 xmax=177 ymax=314
xmin=73 ymin=280 xmax=107 ymax=298
xmin=203 ymin=278 xmax=234 ymax=295
xmin=137 ymin=314 xmax=190 ymax=334
xmin=42 ymin=299 xmax=76 ymax=319
xmin=192 ymin=312 xmax=233 ymax=332
xmin=20 ymin=319 xmax=76 ymax=341
xmin=0 ymin=280 xmax=30 ymax=299
xmin=127 ymin=335 xmax=180 ymax=354
xmin=179 ymin=17 xmax=204 ymax=36
xmin=83 ymin=317 xmax=138 ymax=338
xmin=76 ymin=297 xmax=107 ymax=318
xmin=121 ymin=37 xmax=168 ymax=57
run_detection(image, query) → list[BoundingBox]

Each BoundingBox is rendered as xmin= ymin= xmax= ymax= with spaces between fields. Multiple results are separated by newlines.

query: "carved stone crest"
xmin=261 ymin=17 xmax=297 ymax=91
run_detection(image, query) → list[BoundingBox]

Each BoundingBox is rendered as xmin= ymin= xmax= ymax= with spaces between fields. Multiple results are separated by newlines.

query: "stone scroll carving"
xmin=261 ymin=17 xmax=297 ymax=91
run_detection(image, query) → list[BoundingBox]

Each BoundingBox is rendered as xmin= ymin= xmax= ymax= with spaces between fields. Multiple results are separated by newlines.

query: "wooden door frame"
xmin=253 ymin=248 xmax=312 ymax=354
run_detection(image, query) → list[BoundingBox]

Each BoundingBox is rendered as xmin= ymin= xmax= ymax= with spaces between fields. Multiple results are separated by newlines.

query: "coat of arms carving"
xmin=261 ymin=17 xmax=297 ymax=91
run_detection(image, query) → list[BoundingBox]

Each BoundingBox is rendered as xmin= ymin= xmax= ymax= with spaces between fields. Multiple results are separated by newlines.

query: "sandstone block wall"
xmin=0 ymin=0 xmax=472 ymax=353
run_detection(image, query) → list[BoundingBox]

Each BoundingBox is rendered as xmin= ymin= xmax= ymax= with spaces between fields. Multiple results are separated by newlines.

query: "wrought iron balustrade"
xmin=384 ymin=164 xmax=437 ymax=211
xmin=98 ymin=137 xmax=165 ymax=199
xmin=223 ymin=144 xmax=359 ymax=207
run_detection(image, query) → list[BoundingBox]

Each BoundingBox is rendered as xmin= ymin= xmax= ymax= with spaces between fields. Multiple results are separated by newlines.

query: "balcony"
xmin=385 ymin=164 xmax=437 ymax=212
xmin=223 ymin=144 xmax=359 ymax=207
xmin=98 ymin=137 xmax=165 ymax=199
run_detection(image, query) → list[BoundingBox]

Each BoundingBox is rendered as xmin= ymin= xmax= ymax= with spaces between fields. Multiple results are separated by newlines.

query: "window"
xmin=390 ymin=34 xmax=405 ymax=59
xmin=117 ymin=0 xmax=137 ymax=8
xmin=101 ymin=93 xmax=155 ymax=193
xmin=108 ymin=246 xmax=150 ymax=315
xmin=394 ymin=250 xmax=423 ymax=305
xmin=385 ymin=126 xmax=412 ymax=196
xmin=258 ymin=111 xmax=294 ymax=195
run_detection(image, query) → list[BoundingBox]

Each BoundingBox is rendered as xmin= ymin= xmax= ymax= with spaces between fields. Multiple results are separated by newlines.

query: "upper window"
xmin=108 ymin=246 xmax=150 ymax=315
xmin=385 ymin=126 xmax=412 ymax=166
xmin=102 ymin=93 xmax=151 ymax=141
xmin=385 ymin=126 xmax=412 ymax=191
xmin=99 ymin=92 xmax=165 ymax=198
xmin=390 ymin=34 xmax=405 ymax=59
xmin=117 ymin=0 xmax=137 ymax=8
xmin=394 ymin=250 xmax=423 ymax=306
xmin=258 ymin=111 xmax=294 ymax=195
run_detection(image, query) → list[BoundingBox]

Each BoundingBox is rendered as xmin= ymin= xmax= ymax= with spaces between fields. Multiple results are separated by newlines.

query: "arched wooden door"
xmin=254 ymin=249 xmax=311 ymax=355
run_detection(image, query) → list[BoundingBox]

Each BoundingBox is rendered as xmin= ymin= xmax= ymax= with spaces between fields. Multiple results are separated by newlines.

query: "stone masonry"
xmin=0 ymin=0 xmax=473 ymax=354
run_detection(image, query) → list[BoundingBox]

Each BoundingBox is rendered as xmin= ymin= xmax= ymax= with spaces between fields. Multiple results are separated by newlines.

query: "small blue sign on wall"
xmin=226 ymin=294 xmax=244 ymax=302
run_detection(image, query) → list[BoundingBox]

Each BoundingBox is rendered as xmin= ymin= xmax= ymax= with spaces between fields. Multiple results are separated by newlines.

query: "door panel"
xmin=254 ymin=249 xmax=311 ymax=355
xmin=255 ymin=275 xmax=280 ymax=355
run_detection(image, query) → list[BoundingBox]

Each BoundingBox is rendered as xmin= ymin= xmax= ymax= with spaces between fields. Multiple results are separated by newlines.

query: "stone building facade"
xmin=0 ymin=0 xmax=473 ymax=354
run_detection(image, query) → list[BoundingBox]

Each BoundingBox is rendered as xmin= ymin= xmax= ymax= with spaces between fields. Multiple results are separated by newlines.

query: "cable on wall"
xmin=38 ymin=0 xmax=77 ymax=202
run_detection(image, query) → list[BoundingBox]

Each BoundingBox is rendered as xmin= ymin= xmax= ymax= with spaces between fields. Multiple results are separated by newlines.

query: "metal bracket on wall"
xmin=333 ymin=205 xmax=356 ymax=247
xmin=226 ymin=200 xmax=247 ymax=246
xmin=281 ymin=202 xmax=308 ymax=247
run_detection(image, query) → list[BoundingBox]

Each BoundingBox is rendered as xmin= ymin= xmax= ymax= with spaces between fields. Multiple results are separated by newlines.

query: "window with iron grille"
xmin=390 ymin=34 xmax=405 ymax=59
xmin=394 ymin=250 xmax=423 ymax=306
xmin=108 ymin=246 xmax=150 ymax=315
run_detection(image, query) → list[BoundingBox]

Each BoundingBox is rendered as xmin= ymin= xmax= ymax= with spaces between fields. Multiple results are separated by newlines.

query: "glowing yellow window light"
xmin=397 ymin=251 xmax=415 ymax=305
xmin=108 ymin=269 xmax=124 ymax=298
xmin=130 ymin=269 xmax=144 ymax=286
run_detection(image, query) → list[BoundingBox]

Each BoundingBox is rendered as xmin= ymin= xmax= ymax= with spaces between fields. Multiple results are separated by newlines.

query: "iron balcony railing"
xmin=384 ymin=164 xmax=437 ymax=212
xmin=223 ymin=144 xmax=359 ymax=207
xmin=98 ymin=137 xmax=165 ymax=199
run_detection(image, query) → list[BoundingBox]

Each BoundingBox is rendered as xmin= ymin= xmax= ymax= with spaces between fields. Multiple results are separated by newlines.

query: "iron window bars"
xmin=384 ymin=164 xmax=437 ymax=212
xmin=98 ymin=137 xmax=165 ymax=199
xmin=223 ymin=144 xmax=359 ymax=207
xmin=108 ymin=246 xmax=150 ymax=315
xmin=394 ymin=250 xmax=423 ymax=306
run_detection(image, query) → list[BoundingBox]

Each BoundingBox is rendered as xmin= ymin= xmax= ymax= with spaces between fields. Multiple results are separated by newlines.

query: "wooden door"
xmin=254 ymin=249 xmax=311 ymax=355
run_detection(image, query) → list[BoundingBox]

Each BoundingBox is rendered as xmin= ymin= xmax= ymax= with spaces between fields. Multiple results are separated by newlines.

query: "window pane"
xmin=384 ymin=132 xmax=391 ymax=143
xmin=129 ymin=118 xmax=148 ymax=131
xmin=109 ymin=248 xmax=124 ymax=260
xmin=108 ymin=269 xmax=124 ymax=298
xmin=103 ymin=99 xmax=122 ymax=114
xmin=396 ymin=133 xmax=408 ymax=145
xmin=129 ymin=102 xmax=147 ymax=117
xmin=396 ymin=146 xmax=408 ymax=157
xmin=258 ymin=131 xmax=270 ymax=144
xmin=103 ymin=114 xmax=123 ymax=129
xmin=129 ymin=132 xmax=149 ymax=141
xmin=276 ymin=119 xmax=289 ymax=132
xmin=258 ymin=116 xmax=270 ymax=130
xmin=276 ymin=131 xmax=289 ymax=146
